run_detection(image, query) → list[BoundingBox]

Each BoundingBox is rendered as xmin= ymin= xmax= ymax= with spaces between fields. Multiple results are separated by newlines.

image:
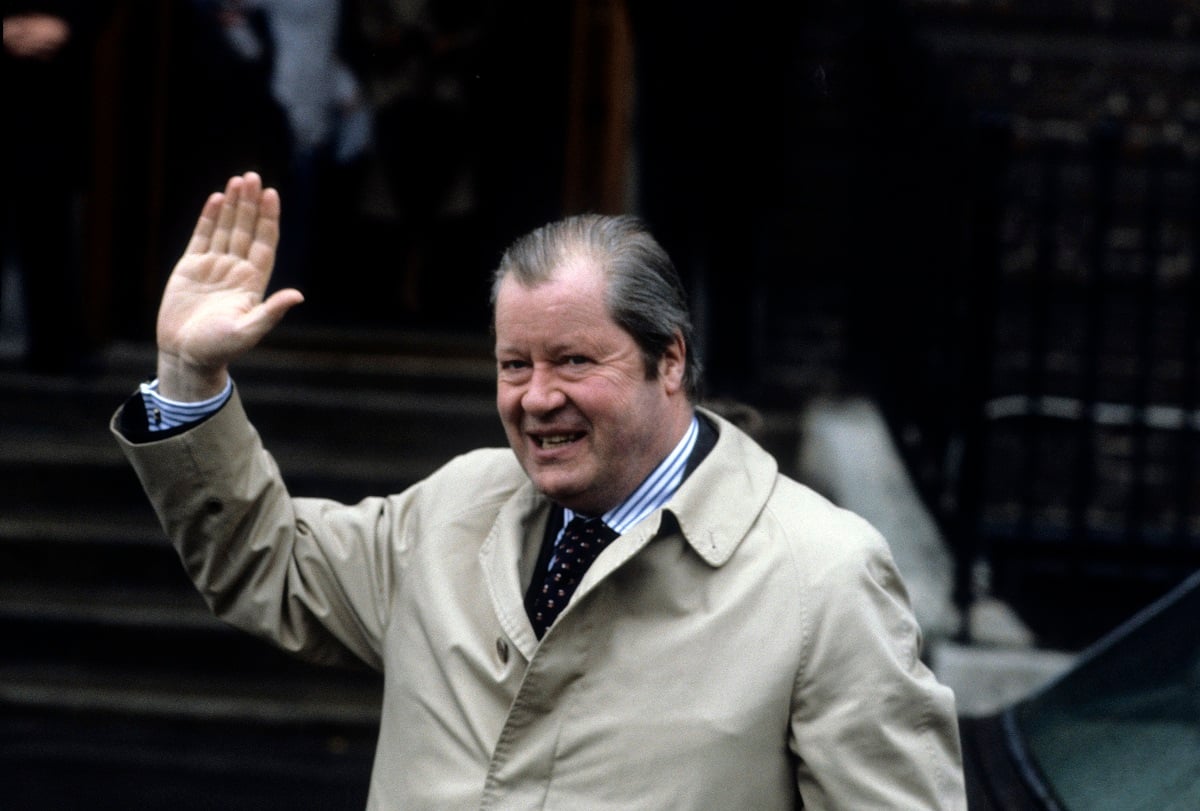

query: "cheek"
xmin=496 ymin=386 xmax=519 ymax=419
xmin=497 ymin=399 xmax=524 ymax=449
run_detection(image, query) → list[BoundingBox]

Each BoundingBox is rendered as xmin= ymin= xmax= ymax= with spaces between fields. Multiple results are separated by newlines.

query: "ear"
xmin=657 ymin=330 xmax=687 ymax=395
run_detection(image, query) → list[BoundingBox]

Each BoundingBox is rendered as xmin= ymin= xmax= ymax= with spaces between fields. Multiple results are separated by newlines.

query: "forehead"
xmin=494 ymin=259 xmax=627 ymax=347
xmin=496 ymin=257 xmax=609 ymax=316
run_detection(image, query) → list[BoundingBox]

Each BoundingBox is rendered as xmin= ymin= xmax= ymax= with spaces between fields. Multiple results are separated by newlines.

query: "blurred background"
xmin=3 ymin=0 xmax=1198 ymax=808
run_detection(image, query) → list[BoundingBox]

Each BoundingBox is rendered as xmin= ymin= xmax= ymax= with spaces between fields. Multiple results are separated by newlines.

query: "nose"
xmin=521 ymin=365 xmax=566 ymax=415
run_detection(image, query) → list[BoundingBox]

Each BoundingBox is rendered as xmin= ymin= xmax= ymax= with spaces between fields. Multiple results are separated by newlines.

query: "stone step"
xmin=3 ymin=595 xmax=378 ymax=673
xmin=0 ymin=384 xmax=508 ymax=514
xmin=0 ymin=582 xmax=216 ymax=630
xmin=4 ymin=704 xmax=375 ymax=810
xmin=0 ymin=660 xmax=381 ymax=727
xmin=0 ymin=532 xmax=185 ymax=593
xmin=2 ymin=533 xmax=384 ymax=742
xmin=2 ymin=595 xmax=384 ymax=732
xmin=0 ymin=375 xmax=505 ymax=455
xmin=0 ymin=430 xmax=471 ymax=511
xmin=15 ymin=331 xmax=497 ymax=398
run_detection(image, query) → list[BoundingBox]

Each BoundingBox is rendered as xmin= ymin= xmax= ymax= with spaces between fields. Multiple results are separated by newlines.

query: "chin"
xmin=536 ymin=482 xmax=583 ymax=507
xmin=533 ymin=479 xmax=595 ymax=513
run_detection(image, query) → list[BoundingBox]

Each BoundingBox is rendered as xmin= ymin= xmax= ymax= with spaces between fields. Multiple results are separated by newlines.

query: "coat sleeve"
xmin=111 ymin=388 xmax=397 ymax=671
xmin=787 ymin=519 xmax=967 ymax=810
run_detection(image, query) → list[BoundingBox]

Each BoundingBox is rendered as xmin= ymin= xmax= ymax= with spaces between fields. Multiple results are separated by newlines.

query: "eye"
xmin=564 ymin=355 xmax=591 ymax=366
xmin=499 ymin=358 xmax=530 ymax=371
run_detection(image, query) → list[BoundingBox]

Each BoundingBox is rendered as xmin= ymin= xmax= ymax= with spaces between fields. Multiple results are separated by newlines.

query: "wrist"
xmin=156 ymin=352 xmax=230 ymax=402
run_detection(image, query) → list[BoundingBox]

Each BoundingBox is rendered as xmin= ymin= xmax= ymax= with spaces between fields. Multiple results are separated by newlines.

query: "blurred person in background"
xmin=215 ymin=0 xmax=370 ymax=303
xmin=3 ymin=2 xmax=107 ymax=373
xmin=341 ymin=0 xmax=491 ymax=323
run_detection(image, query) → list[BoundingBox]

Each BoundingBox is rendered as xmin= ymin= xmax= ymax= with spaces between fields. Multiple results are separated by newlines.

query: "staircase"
xmin=0 ymin=328 xmax=805 ymax=810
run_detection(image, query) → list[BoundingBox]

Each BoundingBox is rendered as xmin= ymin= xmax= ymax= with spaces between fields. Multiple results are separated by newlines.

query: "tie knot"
xmin=558 ymin=517 xmax=618 ymax=560
xmin=564 ymin=515 xmax=615 ymax=539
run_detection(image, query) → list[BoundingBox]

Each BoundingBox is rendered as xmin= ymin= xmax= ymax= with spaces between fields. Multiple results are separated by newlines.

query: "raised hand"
xmin=156 ymin=172 xmax=304 ymax=401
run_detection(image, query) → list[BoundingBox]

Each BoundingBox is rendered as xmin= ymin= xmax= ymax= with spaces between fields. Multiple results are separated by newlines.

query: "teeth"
xmin=540 ymin=434 xmax=577 ymax=448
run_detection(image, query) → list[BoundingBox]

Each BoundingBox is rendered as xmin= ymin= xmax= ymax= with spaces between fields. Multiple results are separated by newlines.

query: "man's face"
xmin=494 ymin=258 xmax=688 ymax=515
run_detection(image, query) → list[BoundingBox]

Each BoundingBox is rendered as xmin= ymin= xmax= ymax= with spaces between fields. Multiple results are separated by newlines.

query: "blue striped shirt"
xmin=560 ymin=414 xmax=700 ymax=538
xmin=140 ymin=378 xmax=233 ymax=430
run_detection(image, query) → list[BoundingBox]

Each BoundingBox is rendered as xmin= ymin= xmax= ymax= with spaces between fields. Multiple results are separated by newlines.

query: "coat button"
xmin=495 ymin=637 xmax=510 ymax=664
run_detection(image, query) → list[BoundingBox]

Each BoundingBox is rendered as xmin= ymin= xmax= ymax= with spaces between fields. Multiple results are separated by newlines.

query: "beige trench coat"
xmin=113 ymin=393 xmax=965 ymax=809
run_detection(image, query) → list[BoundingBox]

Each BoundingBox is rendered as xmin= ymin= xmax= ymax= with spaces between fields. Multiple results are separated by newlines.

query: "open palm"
xmin=156 ymin=172 xmax=303 ymax=398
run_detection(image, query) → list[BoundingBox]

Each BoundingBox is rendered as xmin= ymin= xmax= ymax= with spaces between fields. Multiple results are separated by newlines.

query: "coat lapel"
xmin=480 ymin=483 xmax=552 ymax=660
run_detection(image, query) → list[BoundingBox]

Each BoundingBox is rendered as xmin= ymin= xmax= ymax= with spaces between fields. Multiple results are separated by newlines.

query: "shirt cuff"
xmin=138 ymin=377 xmax=233 ymax=432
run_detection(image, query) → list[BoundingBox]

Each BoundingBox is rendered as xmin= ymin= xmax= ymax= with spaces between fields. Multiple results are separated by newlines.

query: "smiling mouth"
xmin=535 ymin=432 xmax=585 ymax=449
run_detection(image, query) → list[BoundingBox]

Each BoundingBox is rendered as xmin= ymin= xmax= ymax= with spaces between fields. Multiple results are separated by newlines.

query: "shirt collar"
xmin=563 ymin=414 xmax=700 ymax=535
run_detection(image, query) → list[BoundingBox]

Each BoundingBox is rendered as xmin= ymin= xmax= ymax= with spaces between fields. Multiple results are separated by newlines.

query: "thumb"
xmin=239 ymin=288 xmax=305 ymax=343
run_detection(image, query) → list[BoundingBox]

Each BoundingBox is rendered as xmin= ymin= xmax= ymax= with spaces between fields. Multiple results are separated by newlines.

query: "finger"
xmin=229 ymin=172 xmax=263 ymax=259
xmin=184 ymin=192 xmax=225 ymax=255
xmin=246 ymin=187 xmax=281 ymax=273
xmin=210 ymin=175 xmax=243 ymax=254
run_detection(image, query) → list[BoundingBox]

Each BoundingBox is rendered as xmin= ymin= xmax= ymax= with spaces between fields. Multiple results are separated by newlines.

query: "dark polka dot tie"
xmin=531 ymin=516 xmax=619 ymax=638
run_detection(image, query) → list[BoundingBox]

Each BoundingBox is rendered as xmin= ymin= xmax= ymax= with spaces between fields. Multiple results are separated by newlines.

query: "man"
xmin=113 ymin=172 xmax=965 ymax=809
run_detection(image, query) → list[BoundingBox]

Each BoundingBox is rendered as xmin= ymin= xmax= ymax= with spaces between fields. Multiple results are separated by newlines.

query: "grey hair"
xmin=491 ymin=214 xmax=702 ymax=400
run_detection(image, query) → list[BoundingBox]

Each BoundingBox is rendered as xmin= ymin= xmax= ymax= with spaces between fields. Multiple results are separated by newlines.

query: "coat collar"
xmin=664 ymin=406 xmax=779 ymax=567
